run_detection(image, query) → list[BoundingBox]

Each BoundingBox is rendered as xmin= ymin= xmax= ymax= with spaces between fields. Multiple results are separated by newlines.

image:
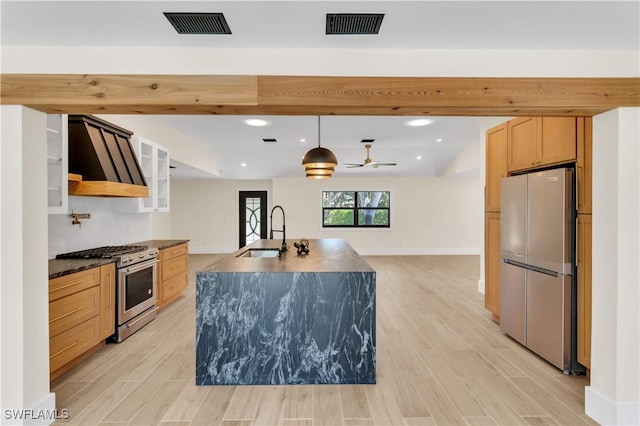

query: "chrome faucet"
xmin=269 ymin=205 xmax=287 ymax=254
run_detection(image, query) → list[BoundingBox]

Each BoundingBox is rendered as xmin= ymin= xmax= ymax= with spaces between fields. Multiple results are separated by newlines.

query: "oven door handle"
xmin=125 ymin=259 xmax=159 ymax=273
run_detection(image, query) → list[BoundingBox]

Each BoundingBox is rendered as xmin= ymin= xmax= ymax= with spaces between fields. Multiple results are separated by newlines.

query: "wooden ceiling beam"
xmin=1 ymin=74 xmax=638 ymax=116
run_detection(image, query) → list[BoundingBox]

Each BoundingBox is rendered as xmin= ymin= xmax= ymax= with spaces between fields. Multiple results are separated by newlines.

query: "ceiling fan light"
xmin=302 ymin=147 xmax=338 ymax=169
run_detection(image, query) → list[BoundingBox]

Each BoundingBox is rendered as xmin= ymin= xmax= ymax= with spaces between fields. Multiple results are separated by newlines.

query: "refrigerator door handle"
xmin=503 ymin=258 xmax=560 ymax=278
xmin=503 ymin=258 xmax=530 ymax=270
xmin=528 ymin=264 xmax=559 ymax=278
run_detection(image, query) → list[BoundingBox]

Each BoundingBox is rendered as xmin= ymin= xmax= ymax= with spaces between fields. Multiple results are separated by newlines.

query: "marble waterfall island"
xmin=196 ymin=238 xmax=376 ymax=385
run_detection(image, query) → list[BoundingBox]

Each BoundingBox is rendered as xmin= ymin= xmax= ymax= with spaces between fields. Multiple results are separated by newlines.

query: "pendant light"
xmin=302 ymin=116 xmax=338 ymax=179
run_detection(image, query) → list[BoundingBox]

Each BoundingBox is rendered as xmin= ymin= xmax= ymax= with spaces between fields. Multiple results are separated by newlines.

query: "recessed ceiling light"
xmin=436 ymin=138 xmax=443 ymax=143
xmin=300 ymin=138 xmax=306 ymax=143
xmin=243 ymin=118 xmax=269 ymax=127
xmin=405 ymin=118 xmax=433 ymax=127
xmin=416 ymin=155 xmax=422 ymax=160
xmin=241 ymin=163 xmax=247 ymax=167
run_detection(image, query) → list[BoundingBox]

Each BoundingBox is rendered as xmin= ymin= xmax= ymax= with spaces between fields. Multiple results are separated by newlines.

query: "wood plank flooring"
xmin=52 ymin=254 xmax=594 ymax=426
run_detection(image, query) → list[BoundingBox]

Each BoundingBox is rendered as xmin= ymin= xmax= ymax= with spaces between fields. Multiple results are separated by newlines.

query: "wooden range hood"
xmin=67 ymin=115 xmax=148 ymax=197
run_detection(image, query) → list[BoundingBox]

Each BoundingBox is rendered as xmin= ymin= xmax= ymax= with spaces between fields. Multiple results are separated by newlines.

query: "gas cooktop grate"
xmin=56 ymin=245 xmax=148 ymax=259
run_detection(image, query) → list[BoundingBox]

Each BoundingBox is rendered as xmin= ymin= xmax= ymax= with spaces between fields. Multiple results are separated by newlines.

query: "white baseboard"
xmin=354 ymin=247 xmax=481 ymax=256
xmin=1 ymin=393 xmax=57 ymax=426
xmin=478 ymin=279 xmax=485 ymax=294
xmin=586 ymin=386 xmax=640 ymax=425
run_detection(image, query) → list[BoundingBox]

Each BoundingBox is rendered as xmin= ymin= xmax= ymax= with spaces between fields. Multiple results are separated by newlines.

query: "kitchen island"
xmin=196 ymin=238 xmax=376 ymax=385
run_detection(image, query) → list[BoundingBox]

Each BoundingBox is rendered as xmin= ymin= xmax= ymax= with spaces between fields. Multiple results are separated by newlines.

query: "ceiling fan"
xmin=345 ymin=144 xmax=397 ymax=168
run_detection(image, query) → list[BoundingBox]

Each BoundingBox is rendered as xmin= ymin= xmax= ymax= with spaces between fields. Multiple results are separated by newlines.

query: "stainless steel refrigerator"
xmin=500 ymin=167 xmax=582 ymax=373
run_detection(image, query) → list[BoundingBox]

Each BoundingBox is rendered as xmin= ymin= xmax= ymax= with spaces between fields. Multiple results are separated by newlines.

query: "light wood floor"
xmin=52 ymin=254 xmax=596 ymax=426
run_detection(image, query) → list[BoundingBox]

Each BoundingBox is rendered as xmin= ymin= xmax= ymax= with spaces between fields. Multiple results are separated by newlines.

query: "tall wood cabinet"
xmin=484 ymin=212 xmax=501 ymax=316
xmin=485 ymin=123 xmax=508 ymax=212
xmin=577 ymin=214 xmax=592 ymax=368
xmin=485 ymin=116 xmax=592 ymax=368
xmin=577 ymin=117 xmax=593 ymax=214
xmin=507 ymin=117 xmax=577 ymax=172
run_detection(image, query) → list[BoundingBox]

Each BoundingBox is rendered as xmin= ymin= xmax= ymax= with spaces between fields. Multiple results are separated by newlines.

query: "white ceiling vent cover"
xmin=326 ymin=13 xmax=384 ymax=35
xmin=163 ymin=12 xmax=232 ymax=34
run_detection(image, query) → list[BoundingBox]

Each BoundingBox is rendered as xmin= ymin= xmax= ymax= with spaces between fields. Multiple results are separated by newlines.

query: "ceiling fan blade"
xmin=345 ymin=164 xmax=364 ymax=168
xmin=377 ymin=163 xmax=398 ymax=166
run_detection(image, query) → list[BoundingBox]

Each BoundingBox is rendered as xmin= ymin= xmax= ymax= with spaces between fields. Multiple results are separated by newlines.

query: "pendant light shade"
xmin=302 ymin=147 xmax=337 ymax=168
xmin=302 ymin=117 xmax=338 ymax=178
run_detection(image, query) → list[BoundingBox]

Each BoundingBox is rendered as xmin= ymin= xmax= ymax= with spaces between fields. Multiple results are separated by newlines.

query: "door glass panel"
xmin=245 ymin=197 xmax=261 ymax=245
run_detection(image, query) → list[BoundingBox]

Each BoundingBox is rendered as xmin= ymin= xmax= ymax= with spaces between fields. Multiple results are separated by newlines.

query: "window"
xmin=322 ymin=191 xmax=390 ymax=228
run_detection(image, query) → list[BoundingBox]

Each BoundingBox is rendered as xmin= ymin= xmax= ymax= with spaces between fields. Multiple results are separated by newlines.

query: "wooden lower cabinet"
xmin=49 ymin=316 xmax=101 ymax=375
xmin=484 ymin=212 xmax=501 ymax=317
xmin=577 ymin=214 xmax=592 ymax=368
xmin=49 ymin=263 xmax=115 ymax=380
xmin=158 ymin=243 xmax=189 ymax=308
xmin=100 ymin=263 xmax=116 ymax=340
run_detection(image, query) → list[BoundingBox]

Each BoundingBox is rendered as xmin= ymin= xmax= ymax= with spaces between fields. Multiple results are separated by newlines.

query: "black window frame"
xmin=322 ymin=191 xmax=391 ymax=228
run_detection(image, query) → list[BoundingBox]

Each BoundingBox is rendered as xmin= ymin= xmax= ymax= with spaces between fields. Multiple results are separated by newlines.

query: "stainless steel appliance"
xmin=56 ymin=245 xmax=159 ymax=342
xmin=500 ymin=168 xmax=582 ymax=373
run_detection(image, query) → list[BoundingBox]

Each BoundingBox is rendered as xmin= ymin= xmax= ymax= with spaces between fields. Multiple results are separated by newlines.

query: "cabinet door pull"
xmin=49 ymin=306 xmax=85 ymax=324
xmin=50 ymin=338 xmax=85 ymax=359
xmin=50 ymin=279 xmax=86 ymax=293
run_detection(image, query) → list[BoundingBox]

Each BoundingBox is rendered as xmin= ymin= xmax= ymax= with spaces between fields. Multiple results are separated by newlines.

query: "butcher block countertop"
xmin=202 ymin=238 xmax=374 ymax=273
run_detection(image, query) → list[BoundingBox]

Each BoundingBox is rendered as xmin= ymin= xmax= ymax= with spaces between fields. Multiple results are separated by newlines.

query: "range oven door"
xmin=117 ymin=258 xmax=158 ymax=325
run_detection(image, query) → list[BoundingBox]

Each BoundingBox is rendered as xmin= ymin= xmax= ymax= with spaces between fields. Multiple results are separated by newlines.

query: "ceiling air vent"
xmin=263 ymin=138 xmax=277 ymax=143
xmin=163 ymin=12 xmax=232 ymax=34
xmin=361 ymin=138 xmax=375 ymax=143
xmin=326 ymin=13 xmax=384 ymax=35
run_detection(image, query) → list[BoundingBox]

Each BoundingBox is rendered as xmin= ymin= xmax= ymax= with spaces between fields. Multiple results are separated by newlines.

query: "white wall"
xmin=275 ymin=176 xmax=482 ymax=255
xmin=1 ymin=106 xmax=54 ymax=424
xmin=171 ymin=179 xmax=273 ymax=252
xmin=2 ymin=47 xmax=638 ymax=77
xmin=172 ymin=175 xmax=482 ymax=255
xmin=48 ymin=197 xmax=152 ymax=258
xmin=586 ymin=108 xmax=640 ymax=426
xmin=95 ymin=115 xmax=221 ymax=178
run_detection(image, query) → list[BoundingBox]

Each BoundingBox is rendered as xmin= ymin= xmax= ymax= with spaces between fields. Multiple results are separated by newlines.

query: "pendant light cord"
xmin=318 ymin=116 xmax=321 ymax=148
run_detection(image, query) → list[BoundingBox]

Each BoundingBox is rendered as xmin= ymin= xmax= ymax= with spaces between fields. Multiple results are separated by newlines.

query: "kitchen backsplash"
xmin=48 ymin=196 xmax=152 ymax=259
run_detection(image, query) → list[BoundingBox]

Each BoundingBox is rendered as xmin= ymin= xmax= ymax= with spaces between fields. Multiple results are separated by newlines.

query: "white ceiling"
xmin=2 ymin=1 xmax=638 ymax=180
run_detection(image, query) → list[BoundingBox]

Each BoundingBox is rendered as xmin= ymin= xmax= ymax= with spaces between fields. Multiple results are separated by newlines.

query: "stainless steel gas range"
xmin=56 ymin=245 xmax=159 ymax=342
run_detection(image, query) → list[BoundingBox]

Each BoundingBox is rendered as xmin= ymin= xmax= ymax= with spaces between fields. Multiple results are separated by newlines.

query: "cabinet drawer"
xmin=49 ymin=286 xmax=100 ymax=338
xmin=49 ymin=316 xmax=101 ymax=374
xmin=162 ymin=254 xmax=188 ymax=281
xmin=160 ymin=243 xmax=188 ymax=262
xmin=161 ymin=271 xmax=188 ymax=302
xmin=50 ymin=267 xmax=101 ymax=302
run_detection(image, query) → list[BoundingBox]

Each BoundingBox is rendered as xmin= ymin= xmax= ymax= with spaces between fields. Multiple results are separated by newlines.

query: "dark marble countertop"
xmin=48 ymin=257 xmax=115 ymax=279
xmin=131 ymin=239 xmax=189 ymax=251
xmin=49 ymin=239 xmax=189 ymax=279
xmin=201 ymin=238 xmax=374 ymax=273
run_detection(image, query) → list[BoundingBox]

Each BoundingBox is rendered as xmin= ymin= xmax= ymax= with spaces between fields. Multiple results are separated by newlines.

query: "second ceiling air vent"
xmin=326 ymin=13 xmax=384 ymax=35
xmin=163 ymin=12 xmax=232 ymax=34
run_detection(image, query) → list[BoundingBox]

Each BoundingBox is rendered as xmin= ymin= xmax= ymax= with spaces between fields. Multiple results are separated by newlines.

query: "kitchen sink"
xmin=236 ymin=248 xmax=281 ymax=258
